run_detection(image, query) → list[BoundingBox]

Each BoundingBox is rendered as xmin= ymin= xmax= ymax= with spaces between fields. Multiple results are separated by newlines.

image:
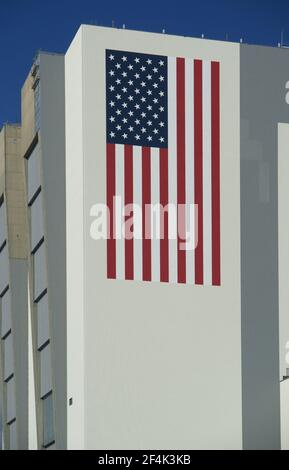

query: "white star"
xmin=109 ymin=101 xmax=115 ymax=107
xmin=115 ymin=63 xmax=121 ymax=69
xmin=153 ymin=83 xmax=158 ymax=89
xmin=141 ymin=66 xmax=146 ymax=71
xmin=134 ymin=104 xmax=140 ymax=110
xmin=116 ymin=78 xmax=121 ymax=84
xmin=116 ymin=94 xmax=121 ymax=100
xmin=122 ymin=71 xmax=127 ymax=77
xmin=140 ymin=81 xmax=146 ymax=87
xmin=135 ymin=119 xmax=140 ymax=125
xmin=153 ymin=113 xmax=158 ymax=119
xmin=116 ymin=125 xmax=121 ymax=130
xmin=159 ymin=137 xmax=164 ymax=143
xmin=159 ymin=121 xmax=164 ymax=127
xmin=122 ymin=102 xmax=127 ymax=108
xmin=153 ymin=67 xmax=158 ymax=73
xmin=109 ymin=54 xmax=114 ymax=60
xmin=153 ymin=128 xmax=158 ymax=134
xmin=122 ymin=133 xmax=128 ymax=138
xmin=159 ymin=106 xmax=164 ymax=112
xmin=109 ymin=116 xmax=115 ymax=122
xmin=159 ymin=76 xmax=164 ymax=82
xmin=147 ymin=105 xmax=152 ymax=111
xmin=116 ymin=109 xmax=121 ymax=115
xmin=128 ymin=80 xmax=134 ymax=86
xmin=122 ymin=118 xmax=128 ymax=123
xmin=141 ymin=127 xmax=146 ymax=133
xmin=128 ymin=110 xmax=134 ymax=116
xmin=159 ymin=60 xmax=164 ymax=66
xmin=122 ymin=56 xmax=127 ymax=62
xmin=128 ymin=64 xmax=133 ymax=70
xmin=134 ymin=57 xmax=140 ymax=63
xmin=147 ymin=74 xmax=152 ymax=80
xmin=122 ymin=87 xmax=127 ymax=93
xmin=134 ymin=88 xmax=140 ymax=94
xmin=134 ymin=73 xmax=140 ymax=79
xmin=110 ymin=131 xmax=115 ymax=137
xmin=141 ymin=112 xmax=146 ymax=118
xmin=109 ymin=70 xmax=115 ymax=76
xmin=141 ymin=97 xmax=146 ymax=103
xmin=159 ymin=91 xmax=164 ymax=97
xmin=129 ymin=126 xmax=134 ymax=132
xmin=146 ymin=59 xmax=152 ymax=65
xmin=147 ymin=135 xmax=152 ymax=141
xmin=153 ymin=98 xmax=158 ymax=104
xmin=147 ymin=90 xmax=152 ymax=96
xmin=128 ymin=95 xmax=134 ymax=101
xmin=109 ymin=85 xmax=115 ymax=91
xmin=147 ymin=120 xmax=152 ymax=126
xmin=135 ymin=134 xmax=140 ymax=140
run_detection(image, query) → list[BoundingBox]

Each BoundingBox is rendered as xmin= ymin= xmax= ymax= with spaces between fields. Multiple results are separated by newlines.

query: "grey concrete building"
xmin=21 ymin=52 xmax=66 ymax=450
xmin=0 ymin=124 xmax=28 ymax=449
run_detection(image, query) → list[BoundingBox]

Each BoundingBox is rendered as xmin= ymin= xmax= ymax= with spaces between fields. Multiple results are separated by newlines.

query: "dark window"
xmin=42 ymin=391 xmax=55 ymax=448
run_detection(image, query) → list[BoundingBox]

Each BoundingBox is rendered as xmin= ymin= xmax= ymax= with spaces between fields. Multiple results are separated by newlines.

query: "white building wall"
xmin=28 ymin=277 xmax=37 ymax=450
xmin=281 ymin=379 xmax=289 ymax=450
xmin=278 ymin=122 xmax=289 ymax=381
xmin=65 ymin=29 xmax=85 ymax=450
xmin=66 ymin=26 xmax=242 ymax=450
xmin=278 ymin=122 xmax=289 ymax=451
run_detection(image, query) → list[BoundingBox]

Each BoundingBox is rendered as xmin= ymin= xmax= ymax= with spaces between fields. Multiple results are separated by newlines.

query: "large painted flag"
xmin=106 ymin=49 xmax=220 ymax=285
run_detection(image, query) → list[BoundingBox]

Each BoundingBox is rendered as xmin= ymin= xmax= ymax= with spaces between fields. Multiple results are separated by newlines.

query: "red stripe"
xmin=194 ymin=59 xmax=203 ymax=285
xmin=176 ymin=58 xmax=186 ymax=284
xmin=106 ymin=143 xmax=116 ymax=279
xmin=124 ymin=145 xmax=134 ymax=280
xmin=142 ymin=147 xmax=151 ymax=281
xmin=160 ymin=148 xmax=169 ymax=282
xmin=211 ymin=62 xmax=221 ymax=286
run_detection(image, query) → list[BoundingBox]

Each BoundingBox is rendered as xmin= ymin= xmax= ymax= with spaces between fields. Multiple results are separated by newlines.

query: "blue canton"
xmin=106 ymin=49 xmax=168 ymax=148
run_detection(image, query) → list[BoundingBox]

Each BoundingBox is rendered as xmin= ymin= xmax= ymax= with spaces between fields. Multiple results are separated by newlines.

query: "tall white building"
xmin=65 ymin=25 xmax=289 ymax=449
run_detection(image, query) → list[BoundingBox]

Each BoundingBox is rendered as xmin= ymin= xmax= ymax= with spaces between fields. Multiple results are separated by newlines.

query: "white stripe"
xmin=151 ymin=147 xmax=160 ymax=282
xmin=115 ymin=144 xmax=125 ymax=279
xmin=133 ymin=146 xmax=143 ymax=281
xmin=185 ymin=58 xmax=195 ymax=285
xmin=202 ymin=61 xmax=212 ymax=285
xmin=168 ymin=57 xmax=178 ymax=284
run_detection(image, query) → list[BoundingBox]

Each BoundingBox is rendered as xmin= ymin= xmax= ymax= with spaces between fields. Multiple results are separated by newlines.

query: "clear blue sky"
xmin=1 ymin=0 xmax=288 ymax=127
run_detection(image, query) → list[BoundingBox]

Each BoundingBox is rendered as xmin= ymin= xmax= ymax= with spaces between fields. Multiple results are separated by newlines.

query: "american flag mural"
xmin=106 ymin=49 xmax=220 ymax=285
